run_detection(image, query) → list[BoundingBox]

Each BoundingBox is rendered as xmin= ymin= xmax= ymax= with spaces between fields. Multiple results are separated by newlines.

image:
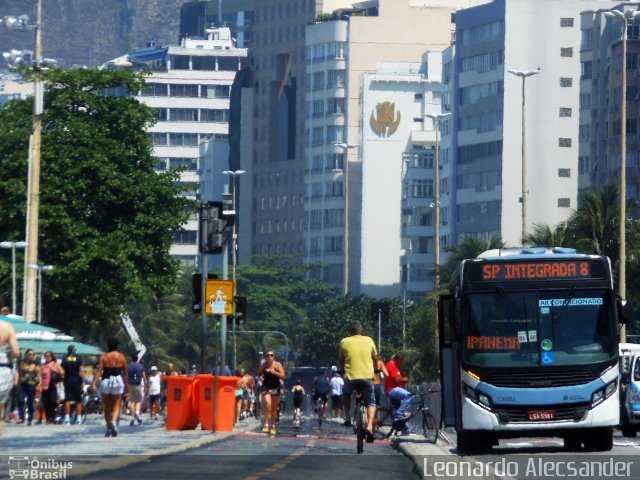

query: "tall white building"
xmin=304 ymin=0 xmax=482 ymax=293
xmin=103 ymin=27 xmax=247 ymax=266
xmin=452 ymin=0 xmax=618 ymax=248
xmin=360 ymin=56 xmax=451 ymax=298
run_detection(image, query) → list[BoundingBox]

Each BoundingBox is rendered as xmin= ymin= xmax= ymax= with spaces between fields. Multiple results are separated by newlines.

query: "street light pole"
xmin=28 ymin=264 xmax=52 ymax=324
xmin=604 ymin=9 xmax=640 ymax=343
xmin=333 ymin=142 xmax=359 ymax=295
xmin=222 ymin=169 xmax=245 ymax=371
xmin=0 ymin=241 xmax=27 ymax=314
xmin=3 ymin=1 xmax=44 ymax=323
xmin=508 ymin=68 xmax=540 ymax=246
xmin=425 ymin=113 xmax=451 ymax=291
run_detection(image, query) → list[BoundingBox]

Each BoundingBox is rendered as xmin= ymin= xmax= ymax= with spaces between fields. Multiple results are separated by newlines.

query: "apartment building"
xmin=578 ymin=4 xmax=640 ymax=208
xmin=103 ymin=26 xmax=247 ymax=266
xmin=453 ymin=0 xmax=617 ymax=248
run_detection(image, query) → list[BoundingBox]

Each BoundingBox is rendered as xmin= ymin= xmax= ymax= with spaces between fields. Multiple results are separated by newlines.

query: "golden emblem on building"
xmin=370 ymin=101 xmax=401 ymax=137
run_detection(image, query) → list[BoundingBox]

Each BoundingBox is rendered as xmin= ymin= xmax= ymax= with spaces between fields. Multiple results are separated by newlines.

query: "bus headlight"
xmin=464 ymin=384 xmax=492 ymax=410
xmin=591 ymin=380 xmax=617 ymax=407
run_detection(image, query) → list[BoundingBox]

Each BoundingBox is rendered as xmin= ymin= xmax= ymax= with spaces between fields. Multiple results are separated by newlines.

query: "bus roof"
xmin=476 ymin=247 xmax=593 ymax=260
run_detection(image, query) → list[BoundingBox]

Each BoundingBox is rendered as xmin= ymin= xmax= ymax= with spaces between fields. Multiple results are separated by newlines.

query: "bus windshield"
xmin=461 ymin=288 xmax=617 ymax=368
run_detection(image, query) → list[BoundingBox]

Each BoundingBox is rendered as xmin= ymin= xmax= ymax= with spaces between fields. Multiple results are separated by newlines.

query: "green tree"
xmin=0 ymin=68 xmax=191 ymax=339
xmin=440 ymin=235 xmax=505 ymax=285
xmin=567 ymin=185 xmax=620 ymax=263
xmin=525 ymin=222 xmax=570 ymax=248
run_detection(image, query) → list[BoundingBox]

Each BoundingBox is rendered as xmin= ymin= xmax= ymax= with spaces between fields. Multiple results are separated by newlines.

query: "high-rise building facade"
xmin=578 ymin=4 xmax=640 ymax=207
xmin=452 ymin=0 xmax=616 ymax=248
xmin=103 ymin=27 xmax=247 ymax=266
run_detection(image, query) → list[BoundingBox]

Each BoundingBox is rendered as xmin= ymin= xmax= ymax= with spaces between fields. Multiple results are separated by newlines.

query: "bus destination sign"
xmin=477 ymin=260 xmax=591 ymax=281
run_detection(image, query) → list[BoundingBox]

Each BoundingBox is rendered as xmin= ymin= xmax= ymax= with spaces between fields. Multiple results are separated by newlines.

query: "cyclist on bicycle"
xmin=311 ymin=368 xmax=331 ymax=419
xmin=339 ymin=321 xmax=377 ymax=443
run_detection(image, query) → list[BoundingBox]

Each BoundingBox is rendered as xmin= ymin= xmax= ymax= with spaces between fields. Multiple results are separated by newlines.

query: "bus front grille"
xmin=493 ymin=404 xmax=590 ymax=423
xmin=481 ymin=369 xmax=597 ymax=388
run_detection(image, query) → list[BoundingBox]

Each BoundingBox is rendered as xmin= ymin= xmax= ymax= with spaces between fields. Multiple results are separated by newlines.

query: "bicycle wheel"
xmin=356 ymin=404 xmax=365 ymax=454
xmin=421 ymin=412 xmax=438 ymax=443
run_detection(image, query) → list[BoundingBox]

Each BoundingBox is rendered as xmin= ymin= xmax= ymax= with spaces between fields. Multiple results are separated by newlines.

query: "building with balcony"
xmin=102 ymin=26 xmax=247 ymax=266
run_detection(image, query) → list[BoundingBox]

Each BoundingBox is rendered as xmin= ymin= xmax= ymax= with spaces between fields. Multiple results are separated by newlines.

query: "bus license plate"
xmin=528 ymin=410 xmax=555 ymax=421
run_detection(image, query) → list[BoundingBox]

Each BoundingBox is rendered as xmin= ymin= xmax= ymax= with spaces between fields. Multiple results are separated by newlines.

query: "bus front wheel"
xmin=456 ymin=431 xmax=493 ymax=455
xmin=583 ymin=427 xmax=613 ymax=451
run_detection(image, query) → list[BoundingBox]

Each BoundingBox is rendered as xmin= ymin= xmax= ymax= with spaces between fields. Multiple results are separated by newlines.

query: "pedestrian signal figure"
xmin=257 ymin=350 xmax=285 ymax=436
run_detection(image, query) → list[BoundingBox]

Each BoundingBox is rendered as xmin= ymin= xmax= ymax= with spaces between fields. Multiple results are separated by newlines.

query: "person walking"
xmin=147 ymin=366 xmax=161 ymax=420
xmin=330 ymin=370 xmax=344 ymax=419
xmin=127 ymin=353 xmax=146 ymax=426
xmin=311 ymin=368 xmax=331 ymax=419
xmin=61 ymin=345 xmax=85 ymax=425
xmin=257 ymin=350 xmax=285 ymax=436
xmin=15 ymin=349 xmax=39 ymax=425
xmin=339 ymin=320 xmax=377 ymax=443
xmin=40 ymin=352 xmax=63 ymax=424
xmin=0 ymin=316 xmax=19 ymax=434
xmin=241 ymin=368 xmax=256 ymax=419
xmin=291 ymin=379 xmax=305 ymax=426
xmin=91 ymin=337 xmax=128 ymax=437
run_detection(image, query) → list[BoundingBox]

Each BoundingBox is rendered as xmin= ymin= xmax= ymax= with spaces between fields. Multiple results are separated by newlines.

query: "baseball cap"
xmin=151 ymin=366 xmax=158 ymax=371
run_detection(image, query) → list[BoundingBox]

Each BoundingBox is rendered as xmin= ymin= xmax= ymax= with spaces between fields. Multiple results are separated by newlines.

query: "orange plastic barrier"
xmin=196 ymin=374 xmax=240 ymax=431
xmin=164 ymin=376 xmax=199 ymax=430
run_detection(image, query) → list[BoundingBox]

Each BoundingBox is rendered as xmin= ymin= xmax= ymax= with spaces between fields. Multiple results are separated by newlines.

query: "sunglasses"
xmin=266 ymin=353 xmax=274 ymax=357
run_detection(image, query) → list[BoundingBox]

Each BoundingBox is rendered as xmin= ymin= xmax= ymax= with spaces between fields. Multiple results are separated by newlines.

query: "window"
xmin=581 ymin=28 xmax=593 ymax=49
xmin=200 ymin=109 xmax=229 ymax=122
xmin=559 ymin=108 xmax=572 ymax=117
xmin=559 ymin=138 xmax=572 ymax=147
xmin=558 ymin=198 xmax=571 ymax=208
xmin=169 ymin=133 xmax=198 ymax=146
xmin=560 ymin=47 xmax=573 ymax=57
xmin=170 ymin=108 xmax=198 ymax=122
xmin=150 ymin=132 xmax=167 ymax=145
xmin=581 ymin=61 xmax=592 ymax=79
xmin=169 ymin=157 xmax=198 ymax=171
xmin=142 ymin=83 xmax=168 ymax=96
xmin=560 ymin=78 xmax=573 ymax=88
xmin=170 ymin=84 xmax=199 ymax=97
xmin=411 ymin=179 xmax=434 ymax=198
xmin=560 ymin=17 xmax=574 ymax=27
xmin=558 ymin=168 xmax=571 ymax=178
xmin=172 ymin=230 xmax=197 ymax=244
xmin=201 ymin=85 xmax=230 ymax=98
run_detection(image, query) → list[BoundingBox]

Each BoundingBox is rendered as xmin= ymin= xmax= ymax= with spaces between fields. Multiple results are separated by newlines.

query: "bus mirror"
xmin=618 ymin=298 xmax=632 ymax=326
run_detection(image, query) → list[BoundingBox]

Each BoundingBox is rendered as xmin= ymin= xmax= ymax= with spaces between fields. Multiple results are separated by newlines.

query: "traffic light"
xmin=192 ymin=272 xmax=219 ymax=313
xmin=234 ymin=296 xmax=247 ymax=325
xmin=200 ymin=201 xmax=232 ymax=254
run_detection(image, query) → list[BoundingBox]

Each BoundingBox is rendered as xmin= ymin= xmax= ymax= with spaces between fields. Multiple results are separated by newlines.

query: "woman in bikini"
xmin=91 ymin=337 xmax=129 ymax=437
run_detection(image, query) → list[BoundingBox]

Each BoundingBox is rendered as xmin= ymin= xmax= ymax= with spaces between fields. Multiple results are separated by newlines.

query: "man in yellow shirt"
xmin=339 ymin=320 xmax=377 ymax=442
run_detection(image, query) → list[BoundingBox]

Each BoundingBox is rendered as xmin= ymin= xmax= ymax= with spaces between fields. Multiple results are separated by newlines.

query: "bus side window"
xmin=634 ymin=359 xmax=640 ymax=382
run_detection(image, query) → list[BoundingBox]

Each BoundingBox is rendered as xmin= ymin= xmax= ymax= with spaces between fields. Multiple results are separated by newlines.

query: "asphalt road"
xmin=78 ymin=416 xmax=419 ymax=480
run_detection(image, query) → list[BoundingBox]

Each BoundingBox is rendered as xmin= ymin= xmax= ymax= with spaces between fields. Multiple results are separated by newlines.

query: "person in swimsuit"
xmin=257 ymin=350 xmax=285 ymax=436
xmin=0 ymin=317 xmax=19 ymax=435
xmin=291 ymin=378 xmax=305 ymax=426
xmin=91 ymin=337 xmax=129 ymax=437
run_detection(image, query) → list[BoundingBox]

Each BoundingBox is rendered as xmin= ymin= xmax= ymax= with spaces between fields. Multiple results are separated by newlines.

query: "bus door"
xmin=438 ymin=293 xmax=462 ymax=428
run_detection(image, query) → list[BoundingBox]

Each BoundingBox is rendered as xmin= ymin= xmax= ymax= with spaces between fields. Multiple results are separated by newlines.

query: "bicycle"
xmin=380 ymin=391 xmax=438 ymax=443
xmin=353 ymin=391 xmax=367 ymax=454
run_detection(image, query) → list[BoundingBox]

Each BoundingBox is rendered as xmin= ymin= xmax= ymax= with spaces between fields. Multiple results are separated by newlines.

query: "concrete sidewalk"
xmin=0 ymin=413 xmax=259 ymax=478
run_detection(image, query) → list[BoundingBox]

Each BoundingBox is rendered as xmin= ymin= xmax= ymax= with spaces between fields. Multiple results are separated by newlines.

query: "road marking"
xmin=241 ymin=445 xmax=311 ymax=480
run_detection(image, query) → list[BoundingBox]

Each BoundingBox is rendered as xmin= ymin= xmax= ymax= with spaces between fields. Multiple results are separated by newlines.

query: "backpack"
xmin=129 ymin=362 xmax=143 ymax=385
xmin=314 ymin=375 xmax=331 ymax=395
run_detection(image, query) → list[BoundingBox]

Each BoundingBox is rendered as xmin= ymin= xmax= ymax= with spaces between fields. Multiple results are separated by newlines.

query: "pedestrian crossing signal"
xmin=234 ymin=296 xmax=246 ymax=324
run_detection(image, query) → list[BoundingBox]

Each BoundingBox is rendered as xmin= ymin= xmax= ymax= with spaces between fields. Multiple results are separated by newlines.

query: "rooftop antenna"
xmin=219 ymin=0 xmax=223 ymax=27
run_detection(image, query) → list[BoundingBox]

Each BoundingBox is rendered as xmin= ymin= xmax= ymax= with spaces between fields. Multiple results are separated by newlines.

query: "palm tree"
xmin=525 ymin=222 xmax=570 ymax=248
xmin=439 ymin=234 xmax=505 ymax=285
xmin=566 ymin=185 xmax=619 ymax=263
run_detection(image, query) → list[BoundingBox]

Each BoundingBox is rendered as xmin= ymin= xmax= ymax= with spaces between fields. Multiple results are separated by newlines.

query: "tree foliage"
xmin=0 ymin=68 xmax=191 ymax=339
